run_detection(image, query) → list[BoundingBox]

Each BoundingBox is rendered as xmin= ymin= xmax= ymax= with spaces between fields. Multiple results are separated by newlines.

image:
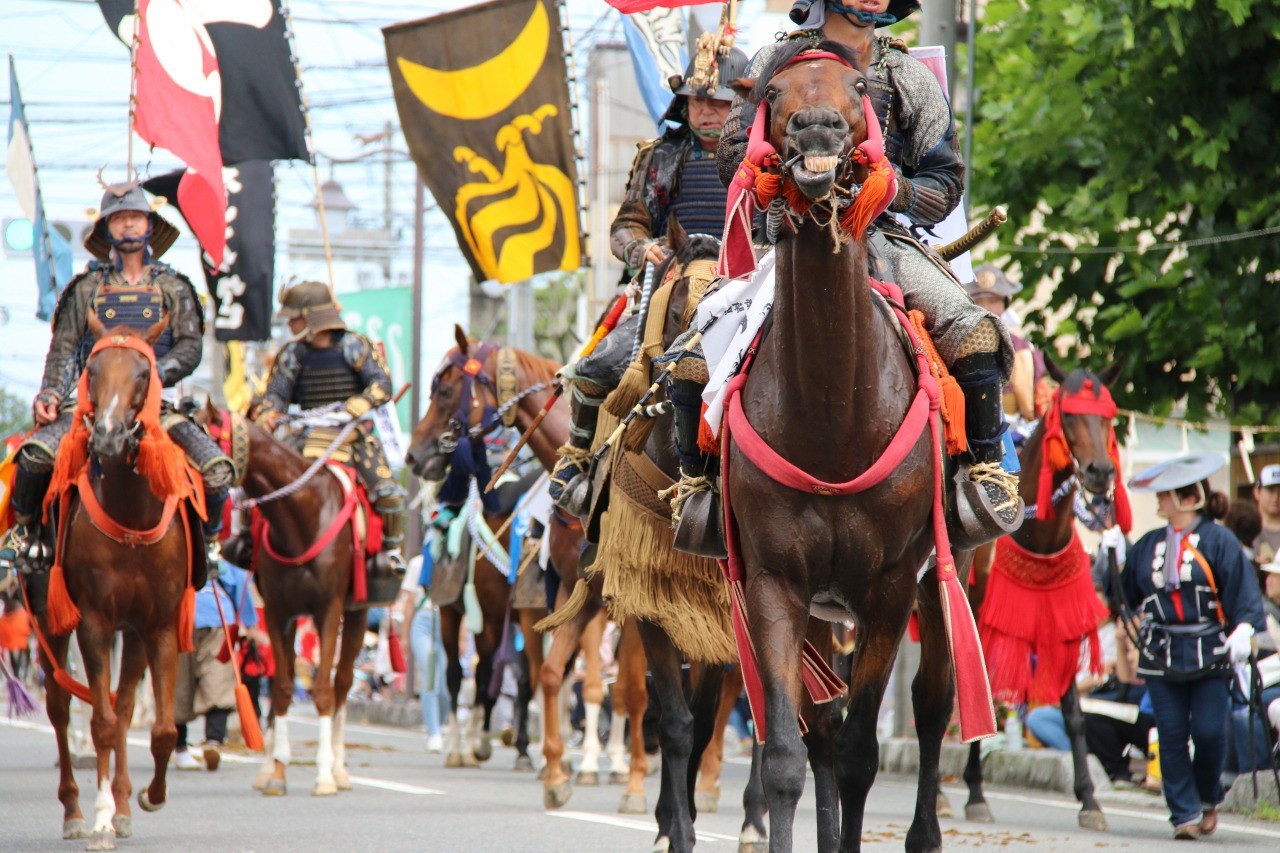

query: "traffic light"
xmin=2 ymin=218 xmax=88 ymax=258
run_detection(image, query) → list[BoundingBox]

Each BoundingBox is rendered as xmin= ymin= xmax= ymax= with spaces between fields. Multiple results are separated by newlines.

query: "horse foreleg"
xmin=802 ymin=623 xmax=840 ymax=853
xmin=637 ymin=620 xmax=699 ymax=853
xmin=138 ymin=624 xmax=178 ymax=817
xmin=76 ymin=614 xmax=120 ymax=850
xmin=539 ymin=581 xmax=600 ymax=807
xmin=1061 ymin=680 xmax=1107 ymax=830
xmin=740 ymin=737 xmax=768 ymax=852
xmin=330 ymin=609 xmax=367 ymax=791
xmin=576 ymin=607 xmax=606 ymax=785
xmin=42 ymin=631 xmax=87 ymax=839
xmin=515 ymin=607 xmax=545 ymax=770
xmin=615 ymin=616 xmax=649 ymax=815
xmin=906 ymin=567 xmax=955 ymax=853
xmin=106 ymin=633 xmax=147 ymax=839
xmin=258 ymin=609 xmax=296 ymax=796
xmin=310 ymin=604 xmax=344 ymax=796
xmin=440 ymin=607 xmax=466 ymax=768
xmin=695 ymin=661 xmax=742 ymax=814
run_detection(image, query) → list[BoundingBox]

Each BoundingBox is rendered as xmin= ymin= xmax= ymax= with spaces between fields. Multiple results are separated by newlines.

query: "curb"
xmin=879 ymin=737 xmax=1113 ymax=796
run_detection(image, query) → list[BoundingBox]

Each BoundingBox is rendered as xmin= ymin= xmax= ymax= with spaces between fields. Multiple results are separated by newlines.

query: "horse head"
xmin=1044 ymin=355 xmax=1124 ymax=497
xmin=405 ymin=324 xmax=499 ymax=482
xmin=83 ymin=311 xmax=169 ymax=463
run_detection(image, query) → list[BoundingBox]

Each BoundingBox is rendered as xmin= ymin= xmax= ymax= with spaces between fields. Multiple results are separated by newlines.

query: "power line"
xmin=1004 ymin=224 xmax=1280 ymax=256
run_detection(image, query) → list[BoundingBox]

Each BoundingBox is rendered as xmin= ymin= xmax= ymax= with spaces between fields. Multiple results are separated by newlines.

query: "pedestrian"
xmin=1117 ymin=452 xmax=1267 ymax=839
xmin=173 ymin=560 xmax=258 ymax=771
xmin=399 ymin=546 xmax=448 ymax=753
xmin=1252 ymin=464 xmax=1280 ymax=566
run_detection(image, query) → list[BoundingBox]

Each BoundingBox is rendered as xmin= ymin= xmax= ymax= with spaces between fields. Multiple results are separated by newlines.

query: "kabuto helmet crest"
xmin=277 ymin=280 xmax=346 ymax=340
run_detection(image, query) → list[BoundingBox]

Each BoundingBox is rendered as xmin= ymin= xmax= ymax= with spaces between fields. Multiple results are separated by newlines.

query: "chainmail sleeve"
xmin=609 ymin=140 xmax=659 ymax=271
xmin=343 ymin=332 xmax=393 ymax=417
xmin=39 ymin=271 xmax=96 ymax=400
xmin=261 ymin=341 xmax=302 ymax=415
xmin=884 ymin=51 xmax=965 ymax=228
xmin=155 ymin=270 xmax=205 ymax=386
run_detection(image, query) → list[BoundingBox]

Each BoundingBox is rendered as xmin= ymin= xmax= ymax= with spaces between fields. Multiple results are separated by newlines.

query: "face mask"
xmin=691 ymin=124 xmax=724 ymax=141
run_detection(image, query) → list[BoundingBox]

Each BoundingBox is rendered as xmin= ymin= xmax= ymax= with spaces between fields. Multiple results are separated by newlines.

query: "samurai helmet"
xmin=84 ymin=180 xmax=179 ymax=261
xmin=277 ymin=280 xmax=346 ymax=340
xmin=965 ymin=264 xmax=1023 ymax=301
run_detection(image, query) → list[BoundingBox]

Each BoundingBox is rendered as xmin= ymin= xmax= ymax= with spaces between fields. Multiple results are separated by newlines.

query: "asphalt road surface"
xmin=3 ymin=707 xmax=1279 ymax=852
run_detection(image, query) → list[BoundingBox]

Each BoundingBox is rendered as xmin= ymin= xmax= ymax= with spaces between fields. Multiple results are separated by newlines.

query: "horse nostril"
xmin=787 ymin=107 xmax=849 ymax=136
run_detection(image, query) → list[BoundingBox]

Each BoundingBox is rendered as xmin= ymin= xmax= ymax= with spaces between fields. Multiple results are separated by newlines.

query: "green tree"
xmin=972 ymin=0 xmax=1280 ymax=423
xmin=0 ymin=386 xmax=28 ymax=438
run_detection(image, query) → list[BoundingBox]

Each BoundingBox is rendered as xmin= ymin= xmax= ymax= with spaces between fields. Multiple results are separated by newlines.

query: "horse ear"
xmin=454 ymin=324 xmax=470 ymax=356
xmin=731 ymin=77 xmax=756 ymax=99
xmin=141 ymin=314 xmax=170 ymax=347
xmin=1043 ymin=352 xmax=1067 ymax=384
xmin=204 ymin=395 xmax=219 ymax=418
xmin=1097 ymin=358 xmax=1124 ymax=388
xmin=87 ymin=310 xmax=108 ymax=341
xmin=667 ymin=213 xmax=687 ymax=255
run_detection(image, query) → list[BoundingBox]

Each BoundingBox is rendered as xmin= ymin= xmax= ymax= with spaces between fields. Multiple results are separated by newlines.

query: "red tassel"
xmin=46 ymin=563 xmax=82 ymax=635
xmin=841 ymin=157 xmax=896 ymax=238
xmin=940 ymin=375 xmax=967 ymax=455
xmin=177 ymin=586 xmax=195 ymax=654
xmin=697 ymin=403 xmax=719 ymax=457
xmin=729 ymin=581 xmax=767 ymax=743
xmin=938 ymin=562 xmax=996 ymax=742
xmin=236 ymin=683 xmax=264 ymax=751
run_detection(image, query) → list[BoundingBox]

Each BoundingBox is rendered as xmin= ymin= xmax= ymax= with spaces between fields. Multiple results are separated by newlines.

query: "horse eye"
xmin=763 ymin=86 xmax=779 ymax=102
xmin=854 ymin=78 xmax=868 ymax=96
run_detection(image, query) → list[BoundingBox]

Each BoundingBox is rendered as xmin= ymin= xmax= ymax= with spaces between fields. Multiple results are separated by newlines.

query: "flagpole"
xmin=557 ymin=0 xmax=592 ymax=336
xmin=280 ymin=0 xmax=336 ymax=290
xmin=127 ymin=2 xmax=140 ymax=180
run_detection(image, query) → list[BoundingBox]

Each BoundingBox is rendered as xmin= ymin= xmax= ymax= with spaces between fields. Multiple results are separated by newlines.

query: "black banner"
xmin=97 ymin=0 xmax=308 ymax=164
xmin=384 ymin=0 xmax=582 ymax=284
xmin=144 ymin=161 xmax=276 ymax=341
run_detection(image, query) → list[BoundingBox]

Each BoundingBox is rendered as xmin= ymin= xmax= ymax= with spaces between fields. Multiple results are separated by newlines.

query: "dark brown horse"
xmin=723 ymin=42 xmax=981 ymax=852
xmin=954 ymin=360 xmax=1123 ymax=831
xmin=199 ymin=404 xmax=368 ymax=798
xmin=33 ymin=318 xmax=198 ymax=850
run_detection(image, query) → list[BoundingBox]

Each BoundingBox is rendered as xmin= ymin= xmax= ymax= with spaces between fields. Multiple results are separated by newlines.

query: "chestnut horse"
xmin=954 ymin=360 xmax=1123 ymax=831
xmin=33 ymin=318 xmax=200 ymax=850
xmin=723 ymin=42 xmax=987 ymax=852
xmin=198 ymin=403 xmax=369 ymax=798
xmin=404 ymin=337 xmax=618 ymax=784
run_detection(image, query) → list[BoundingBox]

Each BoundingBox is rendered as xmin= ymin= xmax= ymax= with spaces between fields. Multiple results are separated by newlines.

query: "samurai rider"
xmin=663 ymin=0 xmax=1021 ymax=546
xmin=549 ymin=47 xmax=750 ymax=508
xmin=253 ymin=281 xmax=407 ymax=578
xmin=0 ymin=183 xmax=234 ymax=571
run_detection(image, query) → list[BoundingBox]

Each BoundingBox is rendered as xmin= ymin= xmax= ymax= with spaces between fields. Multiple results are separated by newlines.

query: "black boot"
xmin=0 ymin=466 xmax=51 ymax=572
xmin=950 ymin=353 xmax=1023 ymax=549
xmin=664 ymin=379 xmax=726 ymax=558
xmin=551 ymin=380 xmax=607 ymax=515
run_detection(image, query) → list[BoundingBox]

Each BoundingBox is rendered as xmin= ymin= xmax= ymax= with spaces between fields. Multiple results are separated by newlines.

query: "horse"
xmin=952 ymin=360 xmax=1124 ymax=831
xmin=198 ymin=401 xmax=373 ymax=798
xmin=30 ymin=317 xmax=202 ymax=850
xmin=404 ymin=337 xmax=620 ymax=784
xmin=719 ymin=41 xmax=994 ymax=852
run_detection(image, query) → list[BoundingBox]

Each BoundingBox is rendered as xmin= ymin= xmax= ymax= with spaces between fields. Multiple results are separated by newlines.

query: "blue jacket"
xmin=1122 ymin=517 xmax=1265 ymax=680
xmin=194 ymin=563 xmax=258 ymax=631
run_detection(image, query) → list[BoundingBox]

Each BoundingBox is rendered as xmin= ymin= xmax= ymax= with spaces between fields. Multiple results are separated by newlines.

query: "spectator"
xmin=1225 ymin=498 xmax=1262 ymax=564
xmin=173 ymin=561 xmax=257 ymax=771
xmin=1252 ymin=465 xmax=1280 ymax=565
xmin=399 ymin=548 xmax=448 ymax=753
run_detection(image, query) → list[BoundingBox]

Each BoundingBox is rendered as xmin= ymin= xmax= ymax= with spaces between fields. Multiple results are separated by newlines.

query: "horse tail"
xmin=534 ymin=576 xmax=592 ymax=633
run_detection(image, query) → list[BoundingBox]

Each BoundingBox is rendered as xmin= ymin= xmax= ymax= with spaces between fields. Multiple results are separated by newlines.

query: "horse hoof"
xmin=86 ymin=830 xmax=116 ymax=852
xmin=137 ymin=790 xmax=163 ymax=813
xmin=965 ymin=802 xmax=994 ymax=823
xmin=618 ymin=793 xmax=647 ymax=815
xmin=63 ymin=818 xmax=90 ymax=840
xmin=1078 ymin=809 xmax=1108 ymax=832
xmin=514 ymin=755 xmax=535 ymax=772
xmin=461 ymin=752 xmax=481 ymax=768
xmin=652 ymin=837 xmax=670 ymax=853
xmin=111 ymin=815 xmax=131 ymax=839
xmin=252 ymin=767 xmax=273 ymax=791
xmin=500 ymin=727 xmax=516 ymax=747
xmin=444 ymin=752 xmax=465 ymax=769
xmin=608 ymin=771 xmax=628 ymax=785
xmin=543 ymin=780 xmax=573 ymax=810
xmin=738 ymin=825 xmax=768 ymax=853
xmin=334 ymin=769 xmax=352 ymax=790
xmin=313 ymin=779 xmax=338 ymax=797
xmin=577 ymin=770 xmax=599 ymax=786
xmin=262 ymin=778 xmax=288 ymax=797
xmin=936 ymin=791 xmax=953 ymax=819
xmin=695 ymin=788 xmax=720 ymax=813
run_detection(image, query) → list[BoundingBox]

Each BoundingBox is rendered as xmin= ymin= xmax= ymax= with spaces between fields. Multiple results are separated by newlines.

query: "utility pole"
xmin=384 ymin=120 xmax=394 ymax=232
xmin=920 ymin=0 xmax=959 ymax=102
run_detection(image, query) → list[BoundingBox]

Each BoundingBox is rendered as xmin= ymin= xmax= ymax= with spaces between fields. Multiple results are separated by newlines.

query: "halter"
xmin=1037 ymin=379 xmax=1132 ymax=533
xmin=430 ymin=342 xmax=503 ymax=456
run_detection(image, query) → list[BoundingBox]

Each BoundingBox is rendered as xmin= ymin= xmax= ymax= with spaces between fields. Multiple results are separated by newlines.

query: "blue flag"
xmin=620 ymin=8 xmax=689 ymax=130
xmin=7 ymin=56 xmax=73 ymax=321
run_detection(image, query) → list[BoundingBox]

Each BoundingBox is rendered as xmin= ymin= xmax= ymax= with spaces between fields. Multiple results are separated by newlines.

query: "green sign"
xmin=340 ymin=286 xmax=413 ymax=432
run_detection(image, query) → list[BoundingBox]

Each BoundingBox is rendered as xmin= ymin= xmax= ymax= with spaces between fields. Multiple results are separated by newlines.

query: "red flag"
xmin=132 ymin=0 xmax=226 ymax=267
xmin=604 ymin=1 xmax=721 ymax=12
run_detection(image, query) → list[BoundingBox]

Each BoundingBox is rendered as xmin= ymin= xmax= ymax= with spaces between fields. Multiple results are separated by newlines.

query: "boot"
xmin=550 ymin=380 xmax=607 ymax=516
xmin=665 ymin=380 xmax=726 ymax=558
xmin=202 ymin=491 xmax=229 ymax=578
xmin=0 ymin=467 xmax=52 ymax=572
xmin=949 ymin=353 xmax=1024 ymax=549
xmin=220 ymin=508 xmax=255 ymax=570
xmin=377 ymin=504 xmax=407 ymax=578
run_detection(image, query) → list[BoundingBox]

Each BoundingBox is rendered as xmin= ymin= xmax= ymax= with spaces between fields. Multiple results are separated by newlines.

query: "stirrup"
xmin=0 ymin=523 xmax=48 ymax=572
xmin=948 ymin=461 xmax=1024 ymax=551
xmin=662 ymin=475 xmax=726 ymax=559
xmin=550 ymin=446 xmax=590 ymax=504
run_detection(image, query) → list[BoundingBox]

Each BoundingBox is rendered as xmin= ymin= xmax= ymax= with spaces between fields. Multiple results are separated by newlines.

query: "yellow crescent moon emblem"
xmin=396 ymin=1 xmax=549 ymax=121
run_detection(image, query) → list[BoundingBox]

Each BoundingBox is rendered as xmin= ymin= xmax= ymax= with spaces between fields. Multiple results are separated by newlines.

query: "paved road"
xmin=3 ymin=707 xmax=1279 ymax=852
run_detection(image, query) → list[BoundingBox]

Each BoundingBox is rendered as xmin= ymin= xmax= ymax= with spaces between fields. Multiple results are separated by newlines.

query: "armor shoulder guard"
xmin=154 ymin=263 xmax=206 ymax=337
xmin=342 ymin=330 xmax=375 ymax=367
xmin=275 ymin=340 xmax=303 ymax=372
xmin=886 ymin=38 xmax=910 ymax=54
xmin=49 ymin=267 xmax=102 ymax=331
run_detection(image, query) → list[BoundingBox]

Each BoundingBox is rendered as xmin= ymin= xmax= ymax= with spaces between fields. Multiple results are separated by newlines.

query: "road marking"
xmin=345 ymin=775 xmax=446 ymax=796
xmin=546 ymin=810 xmax=738 ymax=843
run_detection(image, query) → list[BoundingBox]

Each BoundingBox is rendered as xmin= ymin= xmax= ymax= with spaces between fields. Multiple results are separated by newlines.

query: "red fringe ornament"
xmin=45 ymin=562 xmax=82 ymax=635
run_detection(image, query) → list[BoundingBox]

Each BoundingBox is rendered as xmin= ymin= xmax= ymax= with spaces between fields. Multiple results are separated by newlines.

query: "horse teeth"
xmin=803 ymin=155 xmax=837 ymax=173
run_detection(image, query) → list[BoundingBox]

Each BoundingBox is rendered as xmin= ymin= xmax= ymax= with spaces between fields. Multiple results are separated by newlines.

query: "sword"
xmin=484 ymin=291 xmax=631 ymax=493
xmin=936 ymin=206 xmax=1007 ymax=262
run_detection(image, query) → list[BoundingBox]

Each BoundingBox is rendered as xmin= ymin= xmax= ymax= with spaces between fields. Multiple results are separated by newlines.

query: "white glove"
xmin=1227 ymin=624 xmax=1255 ymax=663
xmin=1100 ymin=525 xmax=1127 ymax=567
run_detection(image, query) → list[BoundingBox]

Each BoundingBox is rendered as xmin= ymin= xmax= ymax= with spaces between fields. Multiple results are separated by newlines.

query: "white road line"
xmin=345 ymin=775 xmax=446 ymax=796
xmin=287 ymin=714 xmax=428 ymax=743
xmin=546 ymin=810 xmax=738 ymax=843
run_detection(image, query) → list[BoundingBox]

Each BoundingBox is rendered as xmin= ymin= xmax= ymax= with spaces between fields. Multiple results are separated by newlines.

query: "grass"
xmin=1253 ymin=800 xmax=1280 ymax=823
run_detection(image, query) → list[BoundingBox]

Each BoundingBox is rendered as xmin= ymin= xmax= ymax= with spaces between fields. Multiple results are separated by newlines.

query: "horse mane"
xmin=513 ymin=347 xmax=560 ymax=385
xmin=1060 ymin=368 xmax=1106 ymax=397
xmin=749 ymin=38 xmax=863 ymax=105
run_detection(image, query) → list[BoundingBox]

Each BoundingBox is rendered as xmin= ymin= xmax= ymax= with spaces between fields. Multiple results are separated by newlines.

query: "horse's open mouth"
xmin=790 ymin=153 xmax=840 ymax=198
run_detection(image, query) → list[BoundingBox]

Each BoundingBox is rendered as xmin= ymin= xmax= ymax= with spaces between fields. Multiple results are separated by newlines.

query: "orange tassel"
xmin=236 ymin=683 xmax=264 ymax=751
xmin=940 ymin=375 xmax=968 ymax=456
xmin=135 ymin=427 xmax=193 ymax=502
xmin=46 ymin=563 xmax=82 ymax=635
xmin=841 ymin=158 xmax=894 ymax=238
xmin=177 ymin=586 xmax=195 ymax=654
xmin=697 ymin=402 xmax=719 ymax=457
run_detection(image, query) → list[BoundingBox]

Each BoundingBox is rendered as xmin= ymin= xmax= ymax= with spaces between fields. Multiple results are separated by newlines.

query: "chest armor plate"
xmin=293 ymin=339 xmax=363 ymax=410
xmin=76 ymin=280 xmax=174 ymax=373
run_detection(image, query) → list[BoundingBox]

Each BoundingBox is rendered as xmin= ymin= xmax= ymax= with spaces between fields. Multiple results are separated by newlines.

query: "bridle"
xmin=1035 ymin=378 xmax=1131 ymax=532
xmin=429 ymin=343 xmax=553 ymax=459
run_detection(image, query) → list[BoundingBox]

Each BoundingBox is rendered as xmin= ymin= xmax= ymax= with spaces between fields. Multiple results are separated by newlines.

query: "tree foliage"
xmin=972 ymin=0 xmax=1280 ymax=423
xmin=0 ymin=386 xmax=28 ymax=438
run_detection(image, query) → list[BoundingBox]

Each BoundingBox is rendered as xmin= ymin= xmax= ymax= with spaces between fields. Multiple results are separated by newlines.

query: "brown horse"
xmin=954 ymin=360 xmax=1123 ymax=831
xmin=198 ymin=403 xmax=369 ymax=798
xmin=32 ymin=318 xmax=199 ymax=850
xmin=723 ymin=42 xmax=984 ymax=852
xmin=404 ymin=336 xmax=622 ymax=780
